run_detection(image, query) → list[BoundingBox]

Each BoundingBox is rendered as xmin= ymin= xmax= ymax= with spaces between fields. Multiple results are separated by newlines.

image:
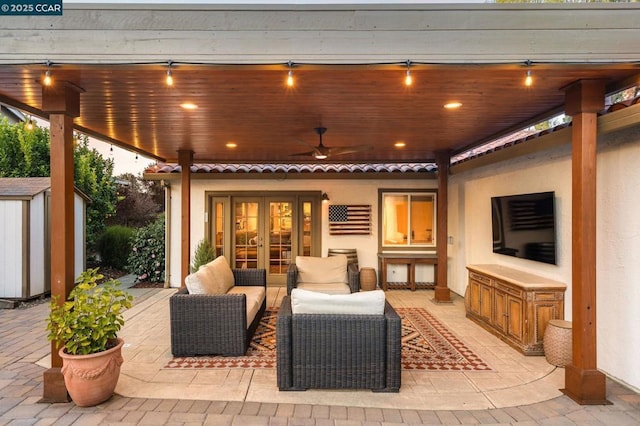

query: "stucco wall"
xmin=450 ymin=124 xmax=640 ymax=392
xmin=168 ymin=177 xmax=437 ymax=288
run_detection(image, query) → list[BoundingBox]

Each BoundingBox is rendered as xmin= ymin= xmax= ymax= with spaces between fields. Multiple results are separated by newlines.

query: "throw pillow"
xmin=291 ymin=288 xmax=385 ymax=315
xmin=184 ymin=268 xmax=208 ymax=294
xmin=205 ymin=255 xmax=235 ymax=294
xmin=295 ymin=255 xmax=347 ymax=284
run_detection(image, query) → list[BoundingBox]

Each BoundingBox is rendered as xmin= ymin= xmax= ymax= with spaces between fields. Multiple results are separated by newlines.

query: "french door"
xmin=208 ymin=192 xmax=320 ymax=286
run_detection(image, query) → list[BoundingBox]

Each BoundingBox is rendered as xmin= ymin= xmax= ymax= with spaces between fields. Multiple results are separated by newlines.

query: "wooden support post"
xmin=178 ymin=150 xmax=193 ymax=287
xmin=562 ymin=79 xmax=610 ymax=405
xmin=40 ymin=82 xmax=81 ymax=403
xmin=434 ymin=151 xmax=451 ymax=303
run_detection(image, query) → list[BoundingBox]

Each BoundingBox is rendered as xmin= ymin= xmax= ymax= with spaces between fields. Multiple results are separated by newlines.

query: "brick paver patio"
xmin=1 ymin=288 xmax=639 ymax=425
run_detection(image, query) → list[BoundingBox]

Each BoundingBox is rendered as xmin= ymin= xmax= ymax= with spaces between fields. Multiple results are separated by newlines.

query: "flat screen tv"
xmin=491 ymin=191 xmax=557 ymax=265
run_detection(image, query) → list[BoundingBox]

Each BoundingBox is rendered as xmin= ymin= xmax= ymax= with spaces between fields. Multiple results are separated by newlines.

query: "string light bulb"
xmin=43 ymin=61 xmax=52 ymax=86
xmin=404 ymin=60 xmax=413 ymax=86
xmin=524 ymin=60 xmax=533 ymax=87
xmin=166 ymin=61 xmax=174 ymax=86
xmin=524 ymin=69 xmax=533 ymax=87
xmin=25 ymin=117 xmax=34 ymax=130
xmin=286 ymin=61 xmax=294 ymax=87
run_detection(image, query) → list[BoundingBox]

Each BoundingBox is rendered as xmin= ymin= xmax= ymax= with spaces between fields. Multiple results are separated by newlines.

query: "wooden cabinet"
xmin=465 ymin=264 xmax=566 ymax=355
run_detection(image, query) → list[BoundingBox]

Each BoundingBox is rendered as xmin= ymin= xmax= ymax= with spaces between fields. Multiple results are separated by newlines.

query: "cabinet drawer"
xmin=469 ymin=272 xmax=491 ymax=284
xmin=495 ymin=281 xmax=523 ymax=298
xmin=534 ymin=291 xmax=561 ymax=301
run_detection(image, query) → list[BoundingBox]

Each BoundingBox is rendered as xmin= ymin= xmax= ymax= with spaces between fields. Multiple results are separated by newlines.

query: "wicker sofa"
xmin=286 ymin=254 xmax=360 ymax=295
xmin=276 ymin=292 xmax=401 ymax=392
xmin=170 ymin=264 xmax=266 ymax=357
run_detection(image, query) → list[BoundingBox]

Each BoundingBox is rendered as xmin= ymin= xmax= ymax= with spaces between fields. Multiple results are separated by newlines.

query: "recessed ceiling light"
xmin=226 ymin=142 xmax=237 ymax=148
xmin=180 ymin=102 xmax=198 ymax=110
xmin=394 ymin=141 xmax=406 ymax=148
xmin=444 ymin=102 xmax=462 ymax=109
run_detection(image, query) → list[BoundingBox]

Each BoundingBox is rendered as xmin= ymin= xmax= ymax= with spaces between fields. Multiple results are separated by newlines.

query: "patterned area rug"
xmin=164 ymin=307 xmax=491 ymax=371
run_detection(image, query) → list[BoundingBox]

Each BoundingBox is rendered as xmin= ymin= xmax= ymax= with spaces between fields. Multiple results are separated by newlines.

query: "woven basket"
xmin=359 ymin=268 xmax=377 ymax=291
xmin=543 ymin=319 xmax=572 ymax=367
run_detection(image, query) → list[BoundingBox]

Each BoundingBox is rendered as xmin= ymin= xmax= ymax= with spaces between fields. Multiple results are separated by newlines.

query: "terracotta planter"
xmin=59 ymin=338 xmax=124 ymax=407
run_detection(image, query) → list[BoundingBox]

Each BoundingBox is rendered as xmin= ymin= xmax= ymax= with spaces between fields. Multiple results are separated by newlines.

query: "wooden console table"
xmin=465 ymin=264 xmax=566 ymax=355
xmin=377 ymin=253 xmax=437 ymax=291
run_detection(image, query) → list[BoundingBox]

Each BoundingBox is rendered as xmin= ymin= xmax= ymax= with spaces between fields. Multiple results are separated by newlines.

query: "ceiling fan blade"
xmin=326 ymin=145 xmax=373 ymax=156
xmin=290 ymin=150 xmax=316 ymax=157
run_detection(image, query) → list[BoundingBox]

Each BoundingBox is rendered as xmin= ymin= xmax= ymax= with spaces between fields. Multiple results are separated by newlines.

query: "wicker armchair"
xmin=170 ymin=268 xmax=266 ymax=357
xmin=276 ymin=295 xmax=401 ymax=392
xmin=286 ymin=260 xmax=360 ymax=295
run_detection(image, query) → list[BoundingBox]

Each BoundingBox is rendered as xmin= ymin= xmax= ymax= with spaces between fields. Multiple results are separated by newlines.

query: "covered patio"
xmin=2 ymin=2 xmax=640 ymax=408
xmin=74 ymin=287 xmax=565 ymax=410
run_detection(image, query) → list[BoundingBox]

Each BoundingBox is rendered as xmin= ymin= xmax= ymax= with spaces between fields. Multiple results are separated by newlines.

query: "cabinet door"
xmin=493 ymin=289 xmax=508 ymax=333
xmin=479 ymin=283 xmax=492 ymax=323
xmin=506 ymin=295 xmax=524 ymax=343
xmin=468 ymin=279 xmax=481 ymax=316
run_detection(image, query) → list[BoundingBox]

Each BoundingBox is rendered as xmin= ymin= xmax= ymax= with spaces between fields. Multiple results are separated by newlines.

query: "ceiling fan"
xmin=292 ymin=127 xmax=372 ymax=160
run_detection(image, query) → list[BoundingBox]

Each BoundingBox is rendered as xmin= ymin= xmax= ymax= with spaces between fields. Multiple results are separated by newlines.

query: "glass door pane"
xmin=267 ymin=201 xmax=293 ymax=275
xmin=213 ymin=200 xmax=225 ymax=257
xmin=234 ymin=200 xmax=259 ymax=269
xmin=301 ymin=201 xmax=312 ymax=256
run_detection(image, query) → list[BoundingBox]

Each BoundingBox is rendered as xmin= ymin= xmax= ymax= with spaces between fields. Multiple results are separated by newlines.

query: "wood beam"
xmin=562 ymin=79 xmax=610 ymax=405
xmin=178 ymin=150 xmax=193 ymax=287
xmin=434 ymin=151 xmax=451 ymax=303
xmin=40 ymin=82 xmax=81 ymax=403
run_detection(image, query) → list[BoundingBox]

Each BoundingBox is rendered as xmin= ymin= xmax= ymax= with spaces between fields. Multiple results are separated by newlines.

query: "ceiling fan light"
xmin=314 ymin=153 xmax=328 ymax=160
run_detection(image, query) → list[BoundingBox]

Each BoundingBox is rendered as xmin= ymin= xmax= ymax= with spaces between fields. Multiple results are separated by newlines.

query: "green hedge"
xmin=127 ymin=215 xmax=165 ymax=283
xmin=96 ymin=225 xmax=134 ymax=270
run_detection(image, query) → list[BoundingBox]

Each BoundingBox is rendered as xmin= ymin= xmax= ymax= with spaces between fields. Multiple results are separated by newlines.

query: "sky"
xmin=91 ymin=141 xmax=155 ymax=177
xmin=29 ymin=116 xmax=154 ymax=176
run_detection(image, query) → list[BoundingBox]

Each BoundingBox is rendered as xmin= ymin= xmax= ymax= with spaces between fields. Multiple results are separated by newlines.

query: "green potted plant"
xmin=46 ymin=268 xmax=133 ymax=406
xmin=190 ymin=238 xmax=216 ymax=273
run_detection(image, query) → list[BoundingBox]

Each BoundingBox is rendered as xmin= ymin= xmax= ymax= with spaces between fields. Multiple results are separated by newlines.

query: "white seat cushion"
xmin=291 ymin=288 xmax=386 ymax=315
xmin=227 ymin=286 xmax=266 ymax=326
xmin=296 ymin=282 xmax=351 ymax=295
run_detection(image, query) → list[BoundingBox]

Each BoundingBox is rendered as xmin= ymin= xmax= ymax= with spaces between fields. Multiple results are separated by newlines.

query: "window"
xmin=379 ymin=190 xmax=436 ymax=249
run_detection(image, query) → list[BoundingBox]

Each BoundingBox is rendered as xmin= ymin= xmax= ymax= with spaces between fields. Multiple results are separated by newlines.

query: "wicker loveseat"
xmin=286 ymin=254 xmax=360 ymax=295
xmin=170 ymin=257 xmax=266 ymax=357
xmin=276 ymin=291 xmax=401 ymax=392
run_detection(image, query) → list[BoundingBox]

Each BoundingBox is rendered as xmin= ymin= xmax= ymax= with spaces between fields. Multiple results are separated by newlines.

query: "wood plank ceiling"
xmin=0 ymin=63 xmax=638 ymax=164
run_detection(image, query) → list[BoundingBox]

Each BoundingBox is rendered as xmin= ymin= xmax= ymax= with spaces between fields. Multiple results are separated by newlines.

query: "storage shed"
xmin=0 ymin=178 xmax=88 ymax=301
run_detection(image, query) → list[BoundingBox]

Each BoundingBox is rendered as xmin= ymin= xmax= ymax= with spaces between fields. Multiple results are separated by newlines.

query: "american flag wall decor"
xmin=328 ymin=205 xmax=372 ymax=235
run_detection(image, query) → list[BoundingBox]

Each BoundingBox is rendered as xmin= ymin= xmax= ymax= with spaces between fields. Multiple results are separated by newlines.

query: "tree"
xmin=0 ymin=118 xmax=50 ymax=177
xmin=74 ymin=134 xmax=118 ymax=250
xmin=0 ymin=118 xmax=118 ymax=253
xmin=108 ymin=173 xmax=163 ymax=228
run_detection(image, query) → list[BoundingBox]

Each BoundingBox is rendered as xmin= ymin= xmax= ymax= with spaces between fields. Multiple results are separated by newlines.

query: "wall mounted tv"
xmin=491 ymin=191 xmax=557 ymax=265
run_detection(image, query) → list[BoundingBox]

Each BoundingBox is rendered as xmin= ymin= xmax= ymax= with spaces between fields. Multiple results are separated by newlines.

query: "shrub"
xmin=96 ymin=225 xmax=134 ymax=270
xmin=127 ymin=214 xmax=165 ymax=283
xmin=191 ymin=239 xmax=216 ymax=272
xmin=46 ymin=268 xmax=133 ymax=355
